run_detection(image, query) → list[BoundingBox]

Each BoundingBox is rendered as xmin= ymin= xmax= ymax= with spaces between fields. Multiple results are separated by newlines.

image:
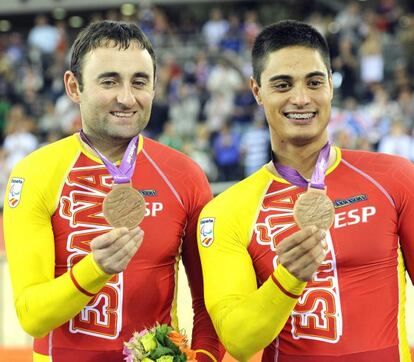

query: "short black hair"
xmin=70 ymin=20 xmax=156 ymax=91
xmin=252 ymin=20 xmax=331 ymax=86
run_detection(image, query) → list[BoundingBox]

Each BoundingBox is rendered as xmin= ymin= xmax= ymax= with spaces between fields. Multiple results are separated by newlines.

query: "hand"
xmin=91 ymin=227 xmax=144 ymax=274
xmin=276 ymin=226 xmax=326 ymax=282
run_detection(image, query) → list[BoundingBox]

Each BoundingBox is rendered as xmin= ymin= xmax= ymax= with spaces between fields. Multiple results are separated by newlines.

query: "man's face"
xmin=76 ymin=42 xmax=155 ymax=140
xmin=251 ymin=46 xmax=333 ymax=147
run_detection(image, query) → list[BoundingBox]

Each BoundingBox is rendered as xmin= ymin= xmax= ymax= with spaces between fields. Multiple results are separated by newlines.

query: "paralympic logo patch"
xmin=8 ymin=177 xmax=24 ymax=208
xmin=200 ymin=217 xmax=215 ymax=248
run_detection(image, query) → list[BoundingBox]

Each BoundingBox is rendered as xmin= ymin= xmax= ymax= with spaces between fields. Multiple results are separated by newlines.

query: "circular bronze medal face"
xmin=293 ymin=189 xmax=334 ymax=230
xmin=103 ymin=184 xmax=146 ymax=229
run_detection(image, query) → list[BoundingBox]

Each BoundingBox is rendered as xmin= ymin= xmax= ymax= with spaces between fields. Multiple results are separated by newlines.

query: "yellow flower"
xmin=156 ymin=357 xmax=174 ymax=362
xmin=140 ymin=333 xmax=157 ymax=352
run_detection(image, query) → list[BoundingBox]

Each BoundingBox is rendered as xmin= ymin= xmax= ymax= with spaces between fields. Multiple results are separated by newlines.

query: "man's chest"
xmin=51 ymin=162 xmax=186 ymax=268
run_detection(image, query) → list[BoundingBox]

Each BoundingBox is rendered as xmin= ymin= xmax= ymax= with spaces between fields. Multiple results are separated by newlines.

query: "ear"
xmin=328 ymin=71 xmax=334 ymax=101
xmin=64 ymin=71 xmax=81 ymax=103
xmin=249 ymin=76 xmax=262 ymax=105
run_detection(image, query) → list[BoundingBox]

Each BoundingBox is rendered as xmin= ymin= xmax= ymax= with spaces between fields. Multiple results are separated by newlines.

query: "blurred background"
xmin=0 ymin=0 xmax=413 ymax=361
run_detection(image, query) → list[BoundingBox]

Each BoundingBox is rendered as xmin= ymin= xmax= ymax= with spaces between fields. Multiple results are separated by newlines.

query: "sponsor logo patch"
xmin=8 ymin=178 xmax=24 ymax=208
xmin=139 ymin=189 xmax=157 ymax=197
xmin=200 ymin=217 xmax=215 ymax=247
xmin=333 ymin=194 xmax=367 ymax=209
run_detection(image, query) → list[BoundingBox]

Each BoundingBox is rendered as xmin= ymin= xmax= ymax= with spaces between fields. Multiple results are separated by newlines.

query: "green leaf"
xmin=154 ymin=324 xmax=172 ymax=346
xmin=164 ymin=337 xmax=180 ymax=354
xmin=173 ymin=355 xmax=186 ymax=362
xmin=149 ymin=346 xmax=174 ymax=359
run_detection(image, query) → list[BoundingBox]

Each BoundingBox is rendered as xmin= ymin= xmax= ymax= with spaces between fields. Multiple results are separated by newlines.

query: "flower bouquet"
xmin=123 ymin=324 xmax=197 ymax=362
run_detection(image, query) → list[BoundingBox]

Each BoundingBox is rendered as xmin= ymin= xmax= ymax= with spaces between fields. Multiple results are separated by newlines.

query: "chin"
xmin=108 ymin=125 xmax=143 ymax=139
xmin=289 ymin=135 xmax=316 ymax=146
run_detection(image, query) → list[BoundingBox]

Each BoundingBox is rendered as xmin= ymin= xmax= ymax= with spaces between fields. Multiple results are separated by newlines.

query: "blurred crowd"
xmin=1 ymin=0 xmax=414 ymax=207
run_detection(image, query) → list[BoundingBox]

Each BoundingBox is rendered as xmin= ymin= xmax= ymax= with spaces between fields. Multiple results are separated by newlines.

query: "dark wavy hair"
xmin=70 ymin=20 xmax=156 ymax=91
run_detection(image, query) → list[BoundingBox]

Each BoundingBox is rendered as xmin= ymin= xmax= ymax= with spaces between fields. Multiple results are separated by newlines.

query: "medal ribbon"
xmin=79 ymin=130 xmax=139 ymax=184
xmin=272 ymin=142 xmax=330 ymax=189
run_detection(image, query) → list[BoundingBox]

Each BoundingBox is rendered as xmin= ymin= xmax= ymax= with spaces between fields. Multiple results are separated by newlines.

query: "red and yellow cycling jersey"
xmin=198 ymin=147 xmax=413 ymax=362
xmin=5 ymin=133 xmax=223 ymax=362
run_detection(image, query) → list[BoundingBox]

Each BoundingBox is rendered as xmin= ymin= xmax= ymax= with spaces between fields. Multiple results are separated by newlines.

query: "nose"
xmin=290 ymin=85 xmax=311 ymax=107
xmin=117 ymin=85 xmax=136 ymax=108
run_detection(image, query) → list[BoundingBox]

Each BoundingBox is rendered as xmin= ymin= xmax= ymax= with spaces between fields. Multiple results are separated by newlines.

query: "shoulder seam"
xmin=142 ymin=148 xmax=184 ymax=208
xmin=341 ymin=158 xmax=395 ymax=209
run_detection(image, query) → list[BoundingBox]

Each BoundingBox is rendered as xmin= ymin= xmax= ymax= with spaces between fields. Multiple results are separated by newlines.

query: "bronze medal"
xmin=293 ymin=187 xmax=334 ymax=230
xmin=103 ymin=183 xmax=146 ymax=229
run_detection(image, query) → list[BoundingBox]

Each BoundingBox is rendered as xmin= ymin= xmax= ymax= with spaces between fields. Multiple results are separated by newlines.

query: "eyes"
xmin=100 ymin=78 xmax=150 ymax=89
xmin=271 ymin=78 xmax=325 ymax=92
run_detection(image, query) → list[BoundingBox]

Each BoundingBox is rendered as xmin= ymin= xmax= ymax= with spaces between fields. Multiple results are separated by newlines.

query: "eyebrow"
xmin=97 ymin=72 xmax=151 ymax=81
xmin=268 ymin=71 xmax=327 ymax=83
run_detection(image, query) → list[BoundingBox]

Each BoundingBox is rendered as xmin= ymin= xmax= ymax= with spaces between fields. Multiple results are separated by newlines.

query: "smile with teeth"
xmin=111 ymin=111 xmax=136 ymax=118
xmin=285 ymin=112 xmax=316 ymax=119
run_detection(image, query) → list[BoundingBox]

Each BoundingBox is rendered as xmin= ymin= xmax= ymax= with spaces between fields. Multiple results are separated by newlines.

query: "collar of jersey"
xmin=76 ymin=133 xmax=144 ymax=165
xmin=264 ymin=146 xmax=342 ymax=185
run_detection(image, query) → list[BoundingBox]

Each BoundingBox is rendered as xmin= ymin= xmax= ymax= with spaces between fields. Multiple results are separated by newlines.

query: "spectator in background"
xmin=378 ymin=120 xmax=413 ymax=159
xmin=332 ymin=37 xmax=358 ymax=100
xmin=158 ymin=120 xmax=183 ymax=151
xmin=204 ymin=89 xmax=234 ymax=133
xmin=335 ymin=1 xmax=363 ymax=41
xmin=232 ymin=81 xmax=257 ymax=131
xmin=0 ymin=94 xmax=11 ymax=140
xmin=169 ymin=82 xmax=201 ymax=137
xmin=220 ymin=13 xmax=244 ymax=54
xmin=0 ymin=147 xmax=8 ymax=208
xmin=53 ymin=93 xmax=81 ymax=136
xmin=182 ymin=135 xmax=218 ymax=182
xmin=207 ymin=59 xmax=243 ymax=108
xmin=240 ymin=118 xmax=270 ymax=177
xmin=398 ymin=14 xmax=414 ymax=76
xmin=27 ymin=15 xmax=60 ymax=74
xmin=359 ymin=27 xmax=384 ymax=96
xmin=38 ymin=99 xmax=61 ymax=139
xmin=202 ymin=8 xmax=229 ymax=51
xmin=375 ymin=0 xmax=402 ymax=34
xmin=5 ymin=32 xmax=26 ymax=67
xmin=363 ymin=84 xmax=401 ymax=146
xmin=207 ymin=62 xmax=240 ymax=131
xmin=212 ymin=121 xmax=241 ymax=181
xmin=3 ymin=105 xmax=38 ymax=172
xmin=28 ymin=15 xmax=59 ymax=55
xmin=395 ymin=86 xmax=414 ymax=131
xmin=243 ymin=10 xmax=262 ymax=50
xmin=145 ymin=89 xmax=169 ymax=139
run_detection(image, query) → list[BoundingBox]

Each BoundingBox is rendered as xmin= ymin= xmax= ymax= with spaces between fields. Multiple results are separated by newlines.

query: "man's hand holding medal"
xmin=274 ymin=143 xmax=334 ymax=281
xmin=80 ymin=131 xmax=145 ymax=275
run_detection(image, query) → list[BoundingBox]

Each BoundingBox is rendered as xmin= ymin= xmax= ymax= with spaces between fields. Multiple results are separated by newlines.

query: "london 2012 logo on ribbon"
xmin=8 ymin=178 xmax=24 ymax=208
xmin=200 ymin=217 xmax=215 ymax=247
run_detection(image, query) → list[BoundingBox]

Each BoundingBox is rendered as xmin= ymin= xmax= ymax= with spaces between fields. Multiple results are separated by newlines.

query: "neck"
xmin=270 ymin=140 xmax=334 ymax=179
xmin=80 ymin=131 xmax=133 ymax=163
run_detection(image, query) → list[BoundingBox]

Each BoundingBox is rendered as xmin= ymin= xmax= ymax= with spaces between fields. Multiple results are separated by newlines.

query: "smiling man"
xmin=197 ymin=20 xmax=414 ymax=362
xmin=4 ymin=21 xmax=223 ymax=362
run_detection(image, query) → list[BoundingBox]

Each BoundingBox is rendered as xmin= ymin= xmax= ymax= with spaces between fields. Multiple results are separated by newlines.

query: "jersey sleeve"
xmin=179 ymin=162 xmax=225 ymax=362
xmin=390 ymin=157 xmax=414 ymax=282
xmin=3 ymin=145 xmax=112 ymax=338
xmin=197 ymin=192 xmax=306 ymax=361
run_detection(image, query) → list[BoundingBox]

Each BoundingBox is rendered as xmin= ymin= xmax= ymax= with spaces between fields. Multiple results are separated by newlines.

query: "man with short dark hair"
xmin=4 ymin=20 xmax=223 ymax=362
xmin=198 ymin=20 xmax=414 ymax=362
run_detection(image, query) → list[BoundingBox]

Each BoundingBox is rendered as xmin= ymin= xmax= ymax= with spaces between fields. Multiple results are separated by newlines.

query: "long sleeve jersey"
xmin=198 ymin=147 xmax=414 ymax=362
xmin=4 ymin=133 xmax=224 ymax=362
